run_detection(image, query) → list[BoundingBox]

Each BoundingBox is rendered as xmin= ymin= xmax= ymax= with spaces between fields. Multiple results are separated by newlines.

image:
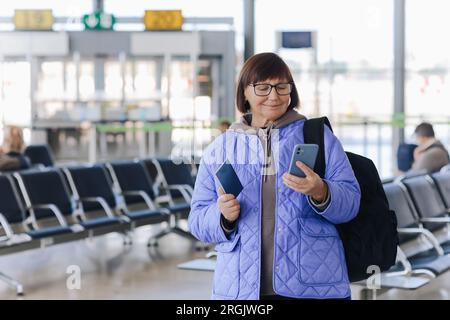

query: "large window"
xmin=405 ymin=0 xmax=450 ymax=148
xmin=0 ymin=61 xmax=31 ymax=126
xmin=255 ymin=0 xmax=394 ymax=178
xmin=255 ymin=0 xmax=393 ymax=117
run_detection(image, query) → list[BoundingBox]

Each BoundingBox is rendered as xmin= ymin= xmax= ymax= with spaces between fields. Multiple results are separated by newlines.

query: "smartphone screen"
xmin=288 ymin=144 xmax=319 ymax=178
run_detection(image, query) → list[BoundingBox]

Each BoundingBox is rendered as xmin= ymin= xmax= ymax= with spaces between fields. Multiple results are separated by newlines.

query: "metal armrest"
xmin=420 ymin=217 xmax=450 ymax=223
xmin=78 ymin=197 xmax=116 ymax=219
xmin=205 ymin=251 xmax=217 ymax=259
xmin=397 ymin=227 xmax=445 ymax=256
xmin=28 ymin=204 xmax=68 ymax=227
xmin=383 ymin=246 xmax=436 ymax=279
xmin=122 ymin=190 xmax=156 ymax=210
xmin=181 ymin=184 xmax=194 ymax=196
xmin=0 ymin=213 xmax=14 ymax=238
xmin=155 ymin=195 xmax=171 ymax=205
xmin=166 ymin=184 xmax=193 ymax=202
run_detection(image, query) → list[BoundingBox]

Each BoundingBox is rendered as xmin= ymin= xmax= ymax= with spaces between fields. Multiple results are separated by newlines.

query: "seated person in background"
xmin=409 ymin=122 xmax=450 ymax=174
xmin=1 ymin=126 xmax=31 ymax=170
xmin=0 ymin=146 xmax=20 ymax=171
xmin=217 ymin=120 xmax=231 ymax=134
xmin=211 ymin=120 xmax=232 ymax=141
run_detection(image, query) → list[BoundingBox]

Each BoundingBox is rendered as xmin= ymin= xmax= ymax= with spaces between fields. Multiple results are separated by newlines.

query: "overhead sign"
xmin=144 ymin=10 xmax=183 ymax=31
xmin=281 ymin=31 xmax=314 ymax=49
xmin=83 ymin=11 xmax=116 ymax=30
xmin=14 ymin=9 xmax=54 ymax=30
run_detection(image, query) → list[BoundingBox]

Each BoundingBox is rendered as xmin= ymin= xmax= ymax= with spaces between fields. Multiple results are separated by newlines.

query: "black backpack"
xmin=397 ymin=143 xmax=417 ymax=172
xmin=303 ymin=117 xmax=399 ymax=282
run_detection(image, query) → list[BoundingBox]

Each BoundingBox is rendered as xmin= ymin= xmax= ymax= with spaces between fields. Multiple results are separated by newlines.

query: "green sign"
xmin=83 ymin=11 xmax=116 ymax=30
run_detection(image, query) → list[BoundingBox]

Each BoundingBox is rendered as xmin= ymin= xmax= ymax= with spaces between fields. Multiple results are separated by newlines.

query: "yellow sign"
xmin=14 ymin=9 xmax=54 ymax=30
xmin=144 ymin=10 xmax=183 ymax=30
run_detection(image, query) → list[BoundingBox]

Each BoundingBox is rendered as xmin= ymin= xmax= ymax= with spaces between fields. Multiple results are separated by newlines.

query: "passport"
xmin=215 ymin=160 xmax=243 ymax=198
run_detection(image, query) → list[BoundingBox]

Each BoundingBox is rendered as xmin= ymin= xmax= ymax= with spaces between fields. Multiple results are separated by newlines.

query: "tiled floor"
xmin=0 ymin=226 xmax=449 ymax=300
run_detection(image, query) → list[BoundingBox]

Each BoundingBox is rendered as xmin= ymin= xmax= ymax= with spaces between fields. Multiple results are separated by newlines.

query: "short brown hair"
xmin=236 ymin=52 xmax=300 ymax=114
xmin=414 ymin=122 xmax=435 ymax=138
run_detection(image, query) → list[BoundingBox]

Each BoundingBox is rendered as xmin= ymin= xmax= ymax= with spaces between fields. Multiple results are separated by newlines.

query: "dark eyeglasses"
xmin=249 ymin=83 xmax=293 ymax=96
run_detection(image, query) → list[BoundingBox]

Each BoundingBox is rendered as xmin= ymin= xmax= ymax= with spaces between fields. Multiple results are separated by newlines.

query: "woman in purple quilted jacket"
xmin=188 ymin=52 xmax=361 ymax=300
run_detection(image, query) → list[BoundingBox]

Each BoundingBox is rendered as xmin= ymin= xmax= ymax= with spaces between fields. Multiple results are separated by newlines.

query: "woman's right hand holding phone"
xmin=217 ymin=187 xmax=240 ymax=222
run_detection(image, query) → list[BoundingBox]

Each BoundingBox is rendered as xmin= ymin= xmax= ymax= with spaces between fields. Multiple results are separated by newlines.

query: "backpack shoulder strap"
xmin=303 ymin=117 xmax=333 ymax=178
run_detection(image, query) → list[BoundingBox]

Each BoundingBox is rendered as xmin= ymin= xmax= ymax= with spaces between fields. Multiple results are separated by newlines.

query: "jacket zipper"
xmin=256 ymin=134 xmax=263 ymax=299
xmin=271 ymin=130 xmax=280 ymax=295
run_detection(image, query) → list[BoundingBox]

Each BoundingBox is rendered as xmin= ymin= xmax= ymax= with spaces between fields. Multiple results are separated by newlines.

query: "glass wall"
xmin=405 ymin=0 xmax=450 ymax=148
xmin=0 ymin=61 xmax=31 ymax=126
xmin=255 ymin=0 xmax=394 ymax=177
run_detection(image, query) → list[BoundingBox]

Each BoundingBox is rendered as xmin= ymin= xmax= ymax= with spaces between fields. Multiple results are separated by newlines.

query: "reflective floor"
xmin=0 ymin=225 xmax=449 ymax=300
xmin=0 ymin=226 xmax=213 ymax=300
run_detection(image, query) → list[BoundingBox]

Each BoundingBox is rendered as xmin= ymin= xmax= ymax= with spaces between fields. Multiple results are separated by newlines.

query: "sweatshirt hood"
xmin=229 ymin=109 xmax=306 ymax=133
xmin=228 ymin=109 xmax=306 ymax=182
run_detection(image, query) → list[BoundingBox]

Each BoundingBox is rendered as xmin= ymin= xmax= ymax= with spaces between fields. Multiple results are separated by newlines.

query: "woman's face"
xmin=244 ymin=78 xmax=291 ymax=123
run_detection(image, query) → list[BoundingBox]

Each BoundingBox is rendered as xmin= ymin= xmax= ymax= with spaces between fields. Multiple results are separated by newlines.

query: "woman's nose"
xmin=267 ymin=87 xmax=280 ymax=100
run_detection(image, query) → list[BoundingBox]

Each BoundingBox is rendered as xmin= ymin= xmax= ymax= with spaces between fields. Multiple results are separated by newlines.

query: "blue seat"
xmin=27 ymin=225 xmax=73 ymax=238
xmin=0 ymin=175 xmax=26 ymax=225
xmin=430 ymin=171 xmax=450 ymax=208
xmin=24 ymin=144 xmax=55 ymax=167
xmin=164 ymin=203 xmax=190 ymax=213
xmin=107 ymin=160 xmax=195 ymax=244
xmin=397 ymin=143 xmax=418 ymax=172
xmin=109 ymin=160 xmax=188 ymax=215
xmin=0 ymin=174 xmax=37 ymax=295
xmin=125 ymin=209 xmax=163 ymax=220
xmin=109 ymin=161 xmax=157 ymax=206
xmin=401 ymin=175 xmax=449 ymax=233
xmin=154 ymin=158 xmax=195 ymax=201
xmin=13 ymin=169 xmax=88 ymax=243
xmin=17 ymin=169 xmax=74 ymax=220
xmin=141 ymin=158 xmax=159 ymax=183
xmin=64 ymin=165 xmax=116 ymax=212
xmin=63 ymin=166 xmax=127 ymax=233
xmin=79 ymin=216 xmax=122 ymax=229
xmin=384 ymin=182 xmax=450 ymax=276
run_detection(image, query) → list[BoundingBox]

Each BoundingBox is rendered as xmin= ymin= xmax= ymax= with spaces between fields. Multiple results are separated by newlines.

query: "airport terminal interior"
xmin=1 ymin=0 xmax=450 ymax=300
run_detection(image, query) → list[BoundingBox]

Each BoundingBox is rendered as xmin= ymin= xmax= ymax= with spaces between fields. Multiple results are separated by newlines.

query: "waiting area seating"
xmin=4 ymin=144 xmax=450 ymax=299
xmin=179 ymin=166 xmax=450 ymax=300
xmin=353 ymin=168 xmax=450 ymax=298
xmin=24 ymin=144 xmax=55 ymax=168
xmin=0 ymin=145 xmax=197 ymax=295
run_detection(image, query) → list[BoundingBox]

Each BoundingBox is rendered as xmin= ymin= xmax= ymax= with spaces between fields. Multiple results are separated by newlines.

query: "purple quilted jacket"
xmin=188 ymin=119 xmax=361 ymax=299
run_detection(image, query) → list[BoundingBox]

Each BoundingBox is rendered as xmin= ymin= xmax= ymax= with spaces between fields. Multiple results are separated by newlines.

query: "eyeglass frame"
xmin=249 ymin=82 xmax=294 ymax=96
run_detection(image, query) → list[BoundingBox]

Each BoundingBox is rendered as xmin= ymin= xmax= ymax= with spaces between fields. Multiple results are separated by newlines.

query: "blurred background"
xmin=2 ymin=0 xmax=449 ymax=178
xmin=1 ymin=0 xmax=450 ymax=300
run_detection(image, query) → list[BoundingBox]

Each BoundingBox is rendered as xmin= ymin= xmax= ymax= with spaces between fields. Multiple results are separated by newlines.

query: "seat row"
xmin=0 ymin=158 xmax=198 ymax=295
xmin=370 ymin=169 xmax=450 ymax=297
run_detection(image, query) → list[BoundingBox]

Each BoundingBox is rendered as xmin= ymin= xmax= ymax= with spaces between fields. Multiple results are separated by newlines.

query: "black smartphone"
xmin=288 ymin=144 xmax=319 ymax=178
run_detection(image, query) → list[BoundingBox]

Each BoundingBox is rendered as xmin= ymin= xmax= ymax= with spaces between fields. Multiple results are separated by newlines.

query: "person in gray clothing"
xmin=409 ymin=122 xmax=450 ymax=174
